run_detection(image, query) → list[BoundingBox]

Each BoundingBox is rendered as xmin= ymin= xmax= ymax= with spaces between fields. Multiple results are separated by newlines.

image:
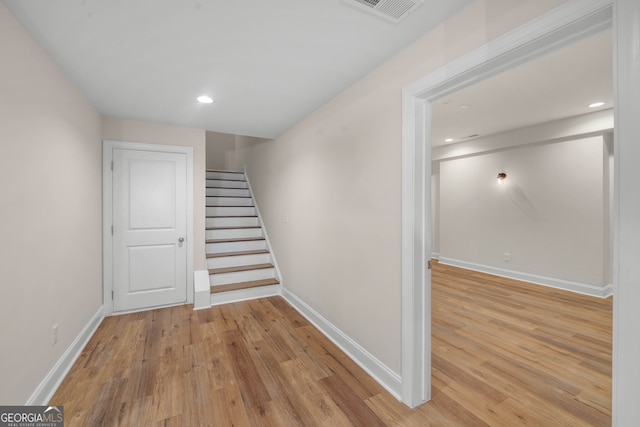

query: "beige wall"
xmin=206 ymin=131 xmax=236 ymax=170
xmin=0 ymin=3 xmax=103 ymax=404
xmin=102 ymin=117 xmax=206 ymax=271
xmin=440 ymin=136 xmax=605 ymax=285
xmin=236 ymin=0 xmax=569 ymax=374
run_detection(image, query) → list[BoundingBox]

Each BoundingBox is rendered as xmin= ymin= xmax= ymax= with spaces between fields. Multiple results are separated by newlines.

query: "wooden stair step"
xmin=206 ymin=237 xmax=265 ymax=244
xmin=209 ymin=263 xmax=274 ymax=275
xmin=210 ymin=278 xmax=280 ymax=294
xmin=206 ymin=215 xmax=258 ymax=219
xmin=206 ymin=226 xmax=261 ymax=230
xmin=206 ymin=250 xmax=269 ymax=259
xmin=206 ymin=186 xmax=247 ymax=190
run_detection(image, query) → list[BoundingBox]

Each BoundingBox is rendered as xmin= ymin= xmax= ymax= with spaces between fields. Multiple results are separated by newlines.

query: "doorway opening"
xmin=400 ymin=0 xmax=613 ymax=408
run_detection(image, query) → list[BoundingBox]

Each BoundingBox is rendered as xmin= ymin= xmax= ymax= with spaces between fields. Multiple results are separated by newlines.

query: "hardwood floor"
xmin=51 ymin=263 xmax=612 ymax=426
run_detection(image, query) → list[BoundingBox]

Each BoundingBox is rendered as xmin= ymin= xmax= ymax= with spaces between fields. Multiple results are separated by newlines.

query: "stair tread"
xmin=206 ymin=226 xmax=261 ymax=230
xmin=206 ymin=237 xmax=265 ymax=244
xmin=207 ymin=250 xmax=269 ymax=258
xmin=206 ymin=195 xmax=252 ymax=198
xmin=207 ymin=205 xmax=255 ymax=208
xmin=206 ymin=215 xmax=258 ymax=218
xmin=210 ymin=278 xmax=280 ymax=294
xmin=209 ymin=263 xmax=274 ymax=275
xmin=206 ymin=185 xmax=247 ymax=189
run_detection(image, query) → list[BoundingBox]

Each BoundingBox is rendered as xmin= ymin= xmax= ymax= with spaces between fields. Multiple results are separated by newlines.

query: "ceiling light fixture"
xmin=445 ymin=138 xmax=454 ymax=143
xmin=197 ymin=95 xmax=213 ymax=104
xmin=497 ymin=172 xmax=507 ymax=184
xmin=589 ymin=101 xmax=605 ymax=108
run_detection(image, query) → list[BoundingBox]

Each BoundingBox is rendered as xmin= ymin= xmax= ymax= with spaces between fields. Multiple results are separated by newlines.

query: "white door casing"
xmin=104 ymin=140 xmax=194 ymax=315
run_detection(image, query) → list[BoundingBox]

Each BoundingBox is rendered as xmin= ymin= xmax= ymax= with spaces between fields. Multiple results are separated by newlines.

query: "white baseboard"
xmin=281 ymin=287 xmax=402 ymax=400
xmin=26 ymin=305 xmax=105 ymax=405
xmin=431 ymin=252 xmax=440 ymax=260
xmin=439 ymin=257 xmax=613 ymax=298
xmin=210 ymin=284 xmax=280 ymax=306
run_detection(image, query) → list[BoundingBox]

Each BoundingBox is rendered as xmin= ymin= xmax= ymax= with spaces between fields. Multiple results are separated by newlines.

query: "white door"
xmin=112 ymin=148 xmax=188 ymax=312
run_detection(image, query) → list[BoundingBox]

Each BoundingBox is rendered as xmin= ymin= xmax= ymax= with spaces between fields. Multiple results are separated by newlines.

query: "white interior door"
xmin=112 ymin=148 xmax=188 ymax=312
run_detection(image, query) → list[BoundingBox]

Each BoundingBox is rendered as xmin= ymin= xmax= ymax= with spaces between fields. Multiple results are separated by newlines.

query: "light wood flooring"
xmin=51 ymin=262 xmax=612 ymax=426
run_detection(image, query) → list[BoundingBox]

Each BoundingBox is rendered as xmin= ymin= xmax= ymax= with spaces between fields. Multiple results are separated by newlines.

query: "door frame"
xmin=103 ymin=140 xmax=194 ymax=316
xmin=400 ymin=0 xmax=614 ymax=408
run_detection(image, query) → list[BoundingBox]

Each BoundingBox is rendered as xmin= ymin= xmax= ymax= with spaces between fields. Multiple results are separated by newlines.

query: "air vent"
xmin=343 ymin=0 xmax=424 ymax=23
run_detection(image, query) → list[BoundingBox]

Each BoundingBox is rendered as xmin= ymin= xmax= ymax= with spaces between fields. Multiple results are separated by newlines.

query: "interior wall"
xmin=0 ymin=3 xmax=103 ymax=404
xmin=439 ymin=136 xmax=606 ymax=286
xmin=102 ymin=117 xmax=206 ymax=271
xmin=235 ymin=0 xmax=570 ymax=375
xmin=206 ymin=131 xmax=236 ymax=170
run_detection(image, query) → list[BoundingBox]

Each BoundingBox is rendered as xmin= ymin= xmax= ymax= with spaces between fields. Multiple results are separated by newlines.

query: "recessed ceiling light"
xmin=589 ymin=101 xmax=605 ymax=108
xmin=459 ymin=104 xmax=470 ymax=110
xmin=197 ymin=95 xmax=213 ymax=104
xmin=445 ymin=138 xmax=454 ymax=142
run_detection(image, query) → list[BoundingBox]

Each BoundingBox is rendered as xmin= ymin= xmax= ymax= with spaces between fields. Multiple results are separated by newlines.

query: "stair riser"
xmin=206 ymin=188 xmax=250 ymax=197
xmin=205 ymin=228 xmax=263 ymax=240
xmin=207 ymin=253 xmax=272 ymax=269
xmin=206 ymin=197 xmax=254 ymax=207
xmin=210 ymin=268 xmax=276 ymax=286
xmin=206 ymin=240 xmax=267 ymax=253
xmin=206 ymin=171 xmax=245 ymax=181
xmin=206 ymin=217 xmax=259 ymax=228
xmin=207 ymin=206 xmax=256 ymax=217
xmin=207 ymin=179 xmax=247 ymax=189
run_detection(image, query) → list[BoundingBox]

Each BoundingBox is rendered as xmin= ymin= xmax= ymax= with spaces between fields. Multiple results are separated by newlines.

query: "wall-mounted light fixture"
xmin=497 ymin=172 xmax=507 ymax=184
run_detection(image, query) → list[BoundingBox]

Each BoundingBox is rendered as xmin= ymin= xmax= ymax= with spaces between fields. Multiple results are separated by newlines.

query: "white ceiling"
xmin=431 ymin=28 xmax=613 ymax=147
xmin=2 ymin=0 xmax=470 ymax=138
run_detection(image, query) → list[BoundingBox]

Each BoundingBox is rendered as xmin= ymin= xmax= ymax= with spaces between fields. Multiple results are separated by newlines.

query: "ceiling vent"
xmin=343 ymin=0 xmax=424 ymax=23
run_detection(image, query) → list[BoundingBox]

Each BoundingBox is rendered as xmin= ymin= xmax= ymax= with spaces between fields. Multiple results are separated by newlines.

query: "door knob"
xmin=178 ymin=237 xmax=185 ymax=243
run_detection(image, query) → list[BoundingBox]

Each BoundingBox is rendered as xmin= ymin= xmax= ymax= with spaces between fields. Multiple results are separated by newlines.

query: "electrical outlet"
xmin=52 ymin=324 xmax=59 ymax=346
xmin=504 ymin=253 xmax=510 ymax=262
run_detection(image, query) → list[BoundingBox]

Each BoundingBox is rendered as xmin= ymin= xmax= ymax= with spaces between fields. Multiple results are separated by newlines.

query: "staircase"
xmin=206 ymin=170 xmax=280 ymax=302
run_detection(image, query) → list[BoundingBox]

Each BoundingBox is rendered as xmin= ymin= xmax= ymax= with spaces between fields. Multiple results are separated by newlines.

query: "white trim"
xmin=612 ymin=1 xmax=640 ymax=425
xmin=282 ymin=287 xmax=402 ymax=400
xmin=103 ymin=140 xmax=194 ymax=316
xmin=439 ymin=258 xmax=613 ymax=298
xmin=430 ymin=252 xmax=440 ymax=260
xmin=243 ymin=166 xmax=285 ymax=287
xmin=26 ymin=306 xmax=104 ymax=405
xmin=210 ymin=284 xmax=280 ymax=306
xmin=193 ymin=270 xmax=211 ymax=310
xmin=401 ymin=0 xmax=613 ymax=408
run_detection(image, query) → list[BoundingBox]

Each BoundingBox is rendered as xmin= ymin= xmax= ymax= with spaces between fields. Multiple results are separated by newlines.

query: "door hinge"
xmin=111 ymin=291 xmax=114 ymax=300
xmin=427 ymin=259 xmax=432 ymax=270
xmin=111 ymin=225 xmax=114 ymax=235
xmin=111 ymin=161 xmax=114 ymax=171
